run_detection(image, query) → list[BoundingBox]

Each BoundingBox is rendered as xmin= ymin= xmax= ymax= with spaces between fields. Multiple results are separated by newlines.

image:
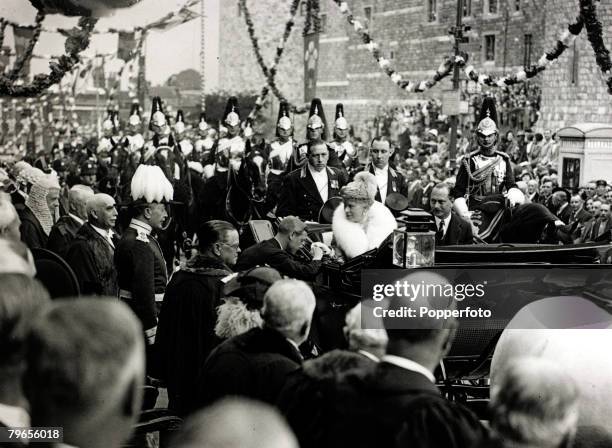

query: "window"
xmin=484 ymin=35 xmax=496 ymax=61
xmin=427 ymin=0 xmax=438 ymax=22
xmin=485 ymin=0 xmax=498 ymax=14
xmin=320 ymin=13 xmax=327 ymax=33
xmin=523 ymin=34 xmax=532 ymax=67
xmin=364 ymin=6 xmax=373 ymax=24
xmin=514 ymin=0 xmax=521 ymax=12
xmin=463 ymin=0 xmax=472 ymax=17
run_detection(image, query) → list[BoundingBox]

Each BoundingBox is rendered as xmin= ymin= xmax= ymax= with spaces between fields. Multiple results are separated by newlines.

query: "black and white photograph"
xmin=1 ymin=0 xmax=612 ymax=447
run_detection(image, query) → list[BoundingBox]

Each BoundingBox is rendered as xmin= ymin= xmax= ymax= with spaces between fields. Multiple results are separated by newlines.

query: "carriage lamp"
xmin=392 ymin=229 xmax=436 ymax=268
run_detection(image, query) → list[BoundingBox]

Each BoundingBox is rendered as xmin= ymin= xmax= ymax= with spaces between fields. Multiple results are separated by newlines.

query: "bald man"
xmin=47 ymin=185 xmax=94 ymax=257
xmin=65 ymin=193 xmax=118 ymax=296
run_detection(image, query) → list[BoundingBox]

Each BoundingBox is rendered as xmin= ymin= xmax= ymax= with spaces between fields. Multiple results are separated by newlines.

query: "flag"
xmin=146 ymin=4 xmax=199 ymax=31
xmin=117 ymin=31 xmax=136 ymax=61
xmin=303 ymin=32 xmax=320 ymax=102
xmin=13 ymin=25 xmax=35 ymax=78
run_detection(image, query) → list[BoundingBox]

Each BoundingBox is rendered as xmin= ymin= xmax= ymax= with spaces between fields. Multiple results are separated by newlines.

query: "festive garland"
xmin=580 ymin=0 xmax=612 ymax=94
xmin=7 ymin=12 xmax=45 ymax=82
xmin=0 ymin=17 xmax=98 ymax=97
xmin=332 ymin=0 xmax=463 ymax=92
xmin=240 ymin=0 xmax=308 ymax=114
xmin=464 ymin=15 xmax=583 ymax=87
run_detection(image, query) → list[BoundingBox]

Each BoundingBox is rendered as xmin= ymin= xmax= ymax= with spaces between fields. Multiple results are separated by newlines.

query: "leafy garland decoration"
xmin=580 ymin=0 xmax=612 ymax=94
xmin=7 ymin=11 xmax=46 ymax=82
xmin=332 ymin=1 xmax=463 ymax=92
xmin=240 ymin=0 xmax=308 ymax=114
xmin=0 ymin=17 xmax=98 ymax=97
xmin=464 ymin=15 xmax=583 ymax=87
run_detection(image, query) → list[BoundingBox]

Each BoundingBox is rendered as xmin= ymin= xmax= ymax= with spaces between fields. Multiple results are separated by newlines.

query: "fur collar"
xmin=181 ymin=254 xmax=232 ymax=276
xmin=332 ymin=201 xmax=397 ymax=259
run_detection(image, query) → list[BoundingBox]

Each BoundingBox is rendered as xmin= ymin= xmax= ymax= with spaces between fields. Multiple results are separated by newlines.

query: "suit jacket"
xmin=316 ymin=362 xmax=486 ymax=448
xmin=198 ymin=327 xmax=303 ymax=408
xmin=277 ymin=165 xmax=346 ymax=222
xmin=235 ymin=237 xmax=322 ymax=281
xmin=64 ymin=222 xmax=117 ymax=296
xmin=47 ymin=215 xmax=83 ymax=258
xmin=357 ymin=164 xmax=408 ymax=204
xmin=585 ymin=217 xmax=612 ymax=243
xmin=437 ymin=213 xmax=474 ymax=246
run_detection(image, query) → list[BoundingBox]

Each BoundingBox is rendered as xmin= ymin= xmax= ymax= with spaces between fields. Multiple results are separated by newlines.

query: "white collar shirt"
xmin=381 ymin=355 xmax=436 ymax=383
xmin=308 ymin=164 xmax=329 ymax=202
xmin=373 ymin=165 xmax=389 ymax=203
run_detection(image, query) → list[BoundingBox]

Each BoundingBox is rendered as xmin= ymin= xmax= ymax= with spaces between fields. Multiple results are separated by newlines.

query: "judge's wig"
xmin=340 ymin=172 xmax=377 ymax=206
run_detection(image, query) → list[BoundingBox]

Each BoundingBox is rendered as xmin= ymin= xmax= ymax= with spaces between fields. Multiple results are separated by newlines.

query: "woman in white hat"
xmin=331 ymin=172 xmax=397 ymax=260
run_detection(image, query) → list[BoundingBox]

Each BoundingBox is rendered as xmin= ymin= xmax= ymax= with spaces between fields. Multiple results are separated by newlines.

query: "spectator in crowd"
xmin=585 ymin=182 xmax=597 ymax=200
xmin=18 ymin=174 xmax=61 ymax=249
xmin=529 ymin=133 xmax=544 ymax=169
xmin=198 ymin=279 xmax=316 ymax=407
xmin=594 ymin=180 xmax=608 ymax=202
xmin=539 ymin=179 xmax=554 ymax=209
xmin=235 ymin=216 xmax=324 ymax=281
xmin=215 ymin=266 xmax=282 ymax=340
xmin=526 ymin=179 xmax=539 ymax=203
xmin=24 ymin=299 xmax=145 ymax=448
xmin=0 ymin=269 xmax=49 ymax=433
xmin=0 ymin=194 xmax=22 ymax=242
xmin=550 ymin=189 xmax=571 ymax=224
xmin=430 ymin=182 xmax=473 ymax=246
xmin=483 ymin=358 xmax=579 ymax=448
xmin=156 ymin=220 xmax=237 ymax=416
xmin=64 ymin=193 xmax=118 ymax=296
xmin=47 ymin=185 xmax=93 ymax=258
xmin=306 ymin=271 xmax=486 ymax=448
xmin=171 ymin=398 xmax=298 ymax=448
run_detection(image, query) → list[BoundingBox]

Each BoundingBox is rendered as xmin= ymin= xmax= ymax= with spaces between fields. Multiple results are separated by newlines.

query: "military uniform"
xmin=277 ymin=164 xmax=347 ymax=222
xmin=115 ymin=218 xmax=168 ymax=345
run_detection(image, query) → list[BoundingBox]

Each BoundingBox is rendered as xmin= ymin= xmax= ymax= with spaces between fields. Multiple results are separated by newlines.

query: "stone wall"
xmin=540 ymin=0 xmax=612 ymax=132
xmin=220 ymin=0 xmax=546 ymax=132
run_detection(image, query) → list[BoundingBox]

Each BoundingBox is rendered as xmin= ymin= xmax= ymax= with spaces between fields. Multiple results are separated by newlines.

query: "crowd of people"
xmin=0 ymin=90 xmax=611 ymax=447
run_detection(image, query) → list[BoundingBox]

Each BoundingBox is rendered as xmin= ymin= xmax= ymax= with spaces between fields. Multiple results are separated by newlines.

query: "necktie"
xmin=436 ymin=220 xmax=445 ymax=243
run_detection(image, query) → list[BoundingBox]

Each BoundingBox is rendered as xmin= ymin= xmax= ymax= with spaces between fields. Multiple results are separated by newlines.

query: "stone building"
xmin=540 ymin=0 xmax=612 ymax=131
xmin=219 ymin=0 xmax=547 ymax=130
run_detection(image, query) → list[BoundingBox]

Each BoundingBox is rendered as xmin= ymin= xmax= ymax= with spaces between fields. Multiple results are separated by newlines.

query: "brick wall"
xmin=540 ymin=0 xmax=612 ymax=132
xmin=220 ymin=0 xmax=546 ymax=133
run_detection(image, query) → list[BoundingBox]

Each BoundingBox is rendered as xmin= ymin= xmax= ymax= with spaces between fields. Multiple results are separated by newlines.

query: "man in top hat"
xmin=144 ymin=96 xmax=181 ymax=181
xmin=294 ymin=98 xmax=342 ymax=172
xmin=265 ymin=101 xmax=299 ymax=214
xmin=355 ymin=136 xmax=408 ymax=212
xmin=115 ymin=164 xmax=173 ymax=367
xmin=175 ymin=109 xmax=194 ymax=160
xmin=330 ymin=103 xmax=357 ymax=176
xmin=453 ymin=96 xmax=517 ymax=242
xmin=277 ymin=140 xmax=346 ymax=222
xmin=123 ymin=102 xmax=145 ymax=154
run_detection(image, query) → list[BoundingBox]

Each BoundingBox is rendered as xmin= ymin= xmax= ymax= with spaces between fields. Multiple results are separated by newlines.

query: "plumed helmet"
xmin=198 ymin=112 xmax=209 ymax=132
xmin=175 ymin=109 xmax=186 ymax=134
xmin=276 ymin=101 xmax=292 ymax=131
xmin=476 ymin=96 xmax=499 ymax=150
xmin=223 ymin=97 xmax=240 ymax=127
xmin=307 ymin=98 xmax=328 ymax=140
xmin=334 ymin=103 xmax=348 ymax=130
xmin=149 ymin=96 xmax=167 ymax=131
xmin=128 ymin=102 xmax=141 ymax=126
xmin=130 ymin=164 xmax=174 ymax=204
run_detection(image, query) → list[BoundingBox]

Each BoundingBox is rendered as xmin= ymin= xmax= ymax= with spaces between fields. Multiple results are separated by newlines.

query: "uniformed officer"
xmin=277 ymin=141 xmax=347 ymax=222
xmin=330 ymin=103 xmax=357 ymax=175
xmin=115 ymin=164 xmax=173 ymax=362
xmin=175 ymin=109 xmax=194 ymax=159
xmin=453 ymin=96 xmax=518 ymax=242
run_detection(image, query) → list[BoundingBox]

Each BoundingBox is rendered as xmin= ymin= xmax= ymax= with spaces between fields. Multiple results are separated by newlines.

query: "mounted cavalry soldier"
xmin=453 ymin=96 xmax=518 ymax=242
xmin=265 ymin=101 xmax=298 ymax=214
xmin=123 ymin=102 xmax=145 ymax=154
xmin=194 ymin=112 xmax=215 ymax=170
xmin=175 ymin=109 xmax=194 ymax=160
xmin=144 ymin=96 xmax=181 ymax=182
xmin=98 ymin=109 xmax=121 ymax=154
xmin=115 ymin=164 xmax=173 ymax=371
xmin=330 ymin=103 xmax=357 ymax=176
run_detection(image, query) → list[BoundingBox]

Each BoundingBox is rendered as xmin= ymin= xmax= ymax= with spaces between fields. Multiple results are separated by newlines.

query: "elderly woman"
xmin=332 ymin=172 xmax=397 ymax=260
